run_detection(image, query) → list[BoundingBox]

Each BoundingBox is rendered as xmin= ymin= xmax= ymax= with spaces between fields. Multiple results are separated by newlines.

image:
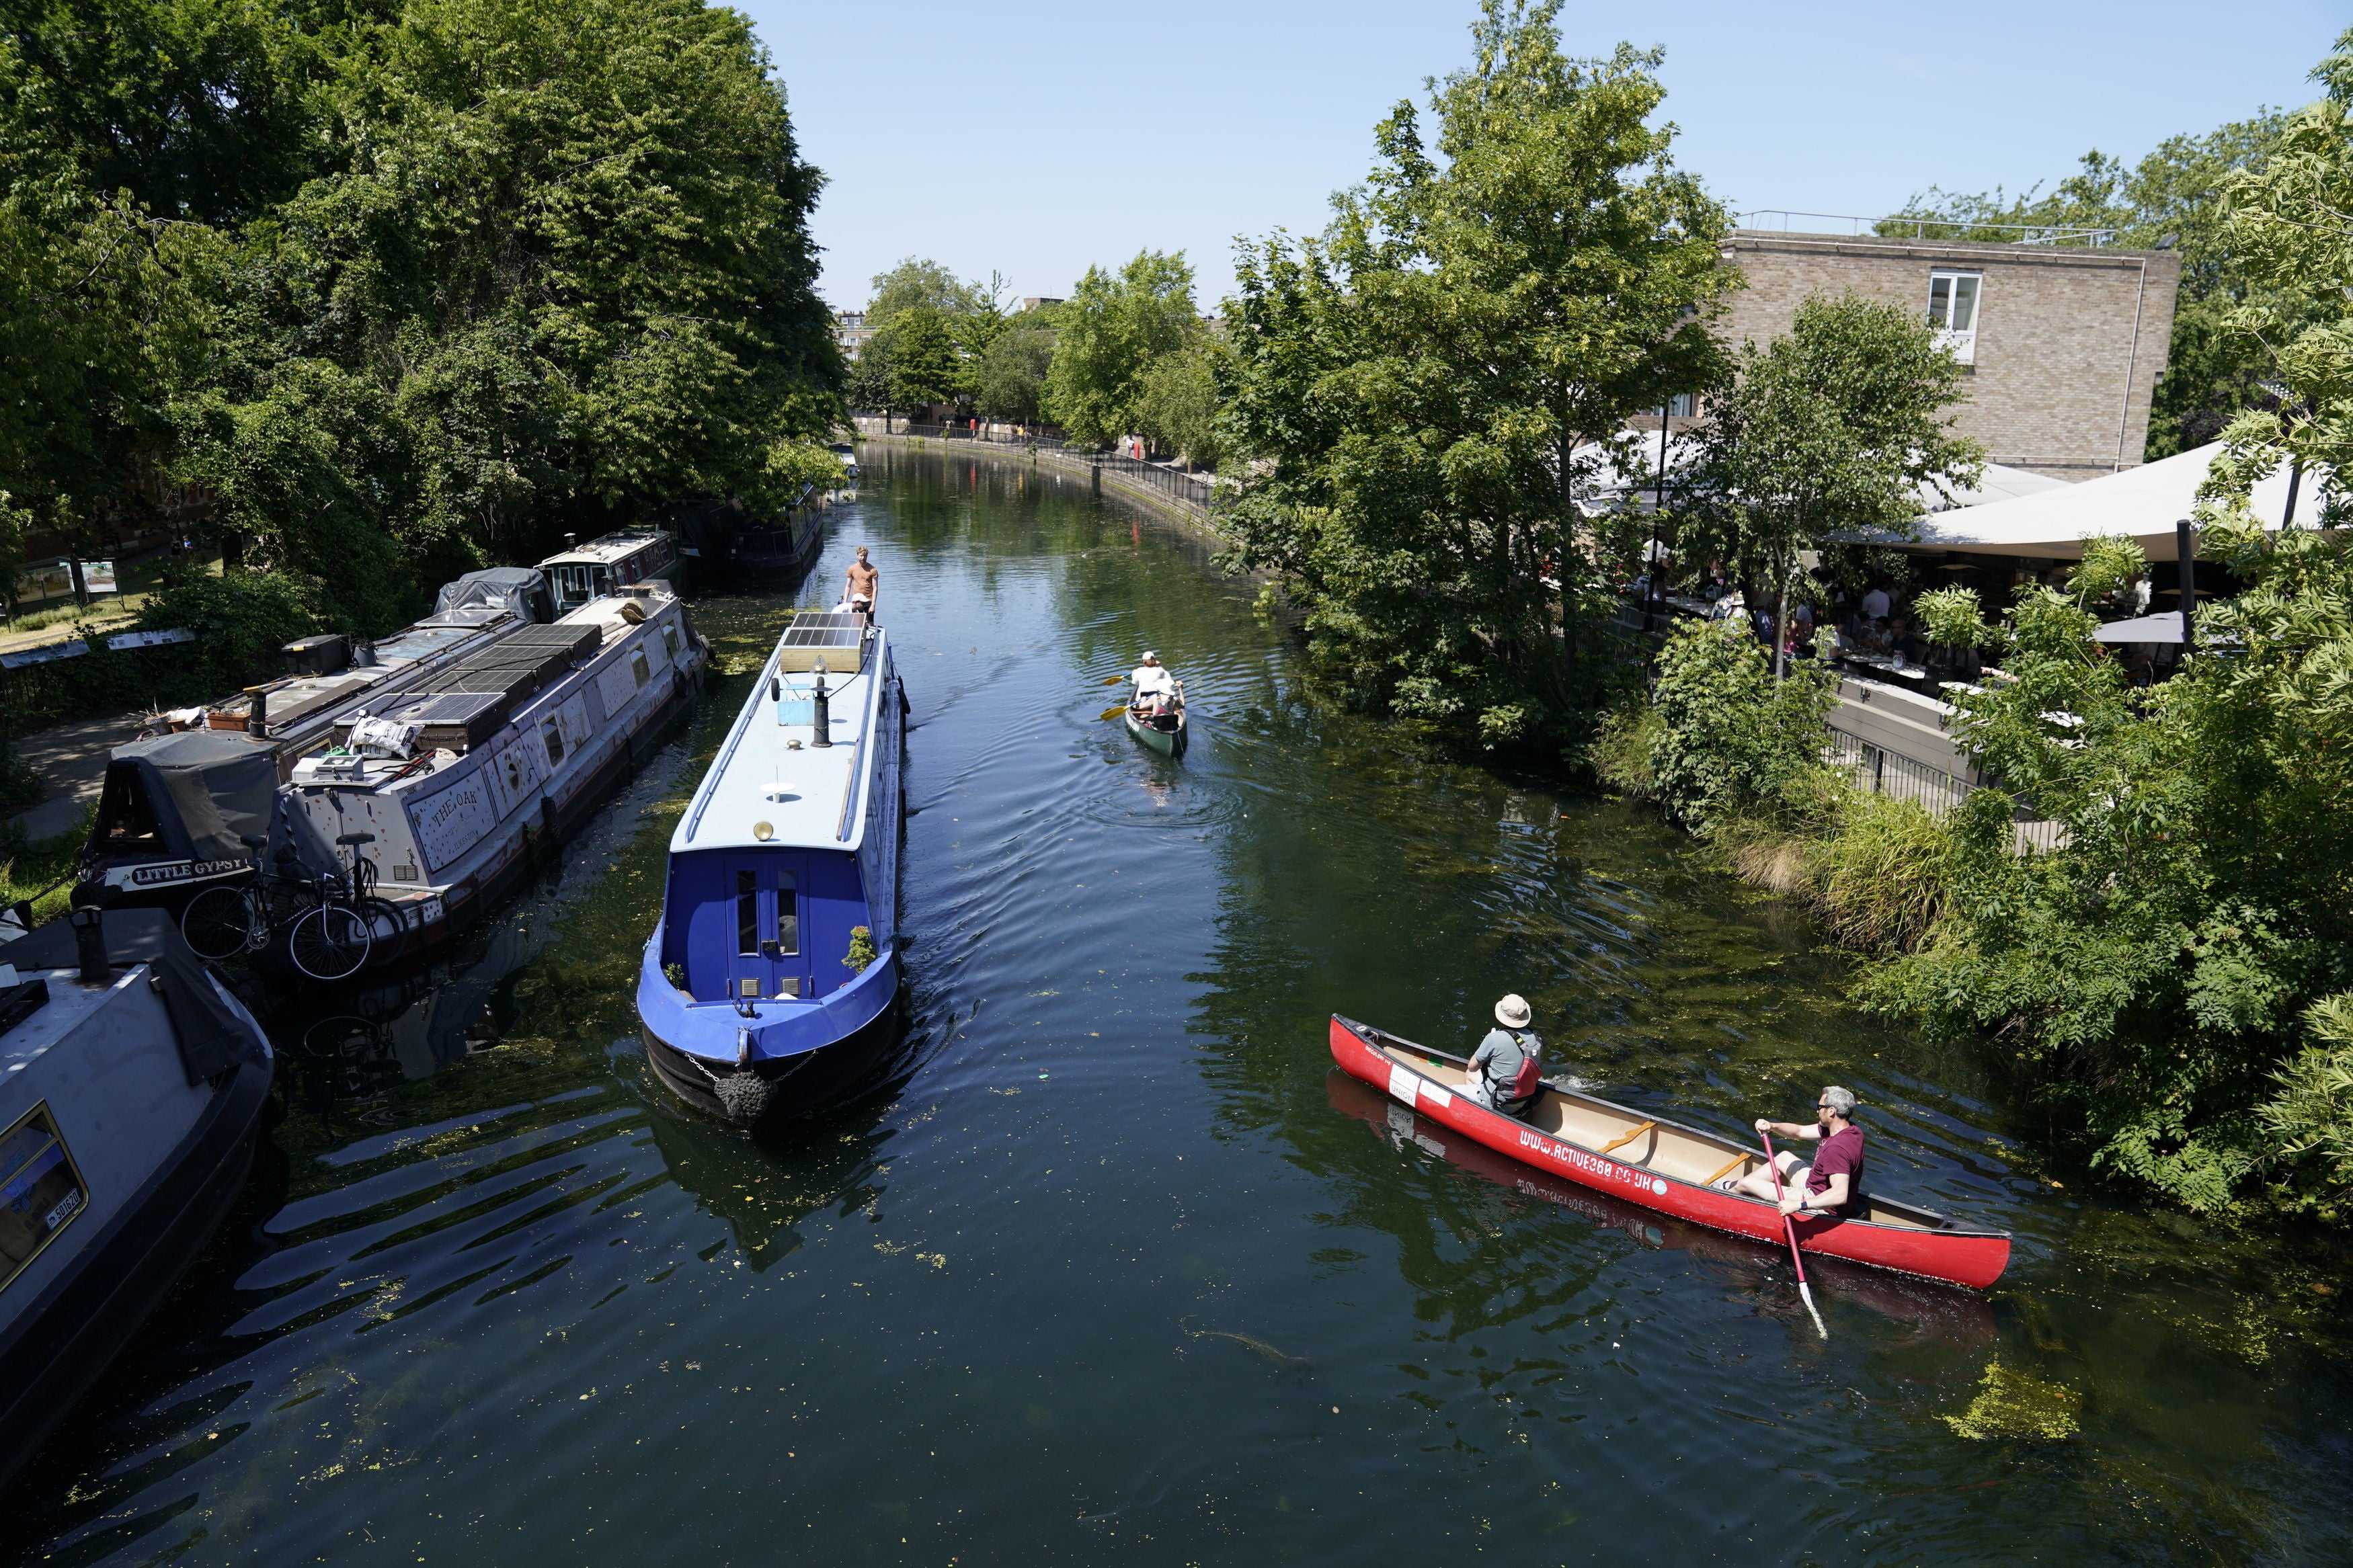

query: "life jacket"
xmin=1490 ymin=1028 xmax=1542 ymax=1102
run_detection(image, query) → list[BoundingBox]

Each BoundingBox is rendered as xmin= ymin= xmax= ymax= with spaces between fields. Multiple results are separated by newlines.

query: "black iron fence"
xmin=1825 ymin=726 xmax=2066 ymax=853
xmin=852 ymin=416 xmax=1217 ymax=515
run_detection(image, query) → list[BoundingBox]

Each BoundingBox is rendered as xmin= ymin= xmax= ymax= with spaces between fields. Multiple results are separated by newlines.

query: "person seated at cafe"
xmin=1860 ymin=583 xmax=1892 ymax=622
xmin=1790 ymin=603 xmax=1817 ymax=659
xmin=1862 ymin=617 xmax=1892 ymax=654
xmin=1889 ymin=616 xmax=1922 ymax=663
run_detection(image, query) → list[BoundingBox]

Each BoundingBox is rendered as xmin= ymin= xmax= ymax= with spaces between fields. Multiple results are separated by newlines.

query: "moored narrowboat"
xmin=637 ymin=611 xmax=905 ymax=1122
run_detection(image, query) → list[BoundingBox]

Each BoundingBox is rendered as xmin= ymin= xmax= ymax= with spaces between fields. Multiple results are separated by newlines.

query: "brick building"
xmin=1698 ymin=228 xmax=2182 ymax=481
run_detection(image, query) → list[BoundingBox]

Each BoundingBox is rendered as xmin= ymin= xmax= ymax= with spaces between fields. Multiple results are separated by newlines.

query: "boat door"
xmin=723 ymin=856 xmax=807 ymax=1001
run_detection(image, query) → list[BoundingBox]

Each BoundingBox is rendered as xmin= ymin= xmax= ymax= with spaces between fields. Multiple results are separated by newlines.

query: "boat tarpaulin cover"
xmin=0 ymin=907 xmax=266 ymax=1081
xmin=433 ymin=567 xmax=543 ymax=622
xmin=109 ymin=729 xmax=278 ymax=862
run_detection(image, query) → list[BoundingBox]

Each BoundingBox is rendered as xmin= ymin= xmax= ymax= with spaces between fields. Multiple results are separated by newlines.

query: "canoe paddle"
xmin=1761 ymin=1129 xmax=1829 ymax=1339
xmin=1098 ymin=703 xmax=1129 ymax=721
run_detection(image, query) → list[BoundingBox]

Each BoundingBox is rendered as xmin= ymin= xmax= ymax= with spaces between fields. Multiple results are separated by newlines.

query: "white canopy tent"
xmin=1847 ymin=442 xmax=2329 ymax=561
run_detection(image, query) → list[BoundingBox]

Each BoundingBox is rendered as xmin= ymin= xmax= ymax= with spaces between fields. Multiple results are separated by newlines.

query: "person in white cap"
xmin=1131 ymin=651 xmax=1176 ymax=707
xmin=1465 ymin=995 xmax=1544 ymax=1119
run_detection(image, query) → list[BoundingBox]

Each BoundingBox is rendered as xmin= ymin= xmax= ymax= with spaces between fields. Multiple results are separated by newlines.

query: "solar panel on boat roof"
xmin=774 ymin=612 xmax=867 ymax=673
xmin=782 ymin=613 xmax=863 ymax=645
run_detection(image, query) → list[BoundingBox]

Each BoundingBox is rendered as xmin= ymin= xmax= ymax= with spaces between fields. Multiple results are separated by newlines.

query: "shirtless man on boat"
xmin=844 ymin=547 xmax=879 ymax=624
xmin=1464 ymin=995 xmax=1543 ymax=1120
xmin=1724 ymin=1085 xmax=1866 ymax=1217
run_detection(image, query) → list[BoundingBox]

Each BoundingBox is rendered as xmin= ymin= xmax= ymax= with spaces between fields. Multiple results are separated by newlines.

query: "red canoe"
xmin=1329 ymin=1014 xmax=2011 ymax=1290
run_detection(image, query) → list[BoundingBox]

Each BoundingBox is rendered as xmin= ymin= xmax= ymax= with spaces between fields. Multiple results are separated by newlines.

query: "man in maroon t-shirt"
xmin=1723 ymin=1085 xmax=1866 ymax=1218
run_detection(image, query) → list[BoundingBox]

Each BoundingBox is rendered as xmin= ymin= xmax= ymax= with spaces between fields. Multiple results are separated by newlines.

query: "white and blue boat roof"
xmin=673 ymin=613 xmax=888 ymax=855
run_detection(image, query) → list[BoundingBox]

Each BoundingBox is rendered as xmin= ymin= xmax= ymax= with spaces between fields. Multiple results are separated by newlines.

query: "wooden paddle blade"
xmin=1101 ymin=675 xmax=1124 ymax=685
xmin=1099 ymin=704 xmax=1129 ymax=720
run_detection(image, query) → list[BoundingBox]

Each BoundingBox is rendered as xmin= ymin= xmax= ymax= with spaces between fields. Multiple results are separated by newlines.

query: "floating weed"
xmin=1942 ymin=1360 xmax=2081 ymax=1442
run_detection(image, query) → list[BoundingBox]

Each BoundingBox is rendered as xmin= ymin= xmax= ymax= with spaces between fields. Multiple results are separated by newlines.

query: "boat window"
xmin=736 ymin=870 xmax=758 ymax=954
xmin=774 ymin=874 xmax=799 ymax=954
xmin=663 ymin=626 xmax=681 ymax=660
xmin=541 ymin=717 xmax=564 ymax=766
xmin=593 ymin=567 xmax=612 ymax=597
xmin=631 ymin=648 xmax=651 ymax=687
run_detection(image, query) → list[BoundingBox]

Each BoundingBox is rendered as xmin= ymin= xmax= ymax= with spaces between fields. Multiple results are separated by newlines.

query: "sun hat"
xmin=1494 ymin=994 xmax=1531 ymax=1028
xmin=1142 ymin=651 xmax=1160 ymax=661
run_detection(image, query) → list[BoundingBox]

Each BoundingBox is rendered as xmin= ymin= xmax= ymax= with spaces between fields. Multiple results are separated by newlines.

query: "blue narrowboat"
xmin=637 ymin=612 xmax=904 ymax=1121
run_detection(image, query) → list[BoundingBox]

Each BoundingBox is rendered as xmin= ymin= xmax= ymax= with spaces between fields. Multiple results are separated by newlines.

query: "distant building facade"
xmin=1710 ymin=229 xmax=2182 ymax=481
xmin=835 ymin=311 xmax=875 ymax=356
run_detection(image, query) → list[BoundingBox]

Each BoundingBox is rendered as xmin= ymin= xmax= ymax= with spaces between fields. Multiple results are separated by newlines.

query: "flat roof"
xmin=673 ymin=620 xmax=885 ymax=855
xmin=538 ymin=528 xmax=672 ymax=569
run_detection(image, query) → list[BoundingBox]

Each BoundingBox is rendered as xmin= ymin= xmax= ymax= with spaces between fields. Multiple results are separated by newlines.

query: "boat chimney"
xmin=810 ymin=659 xmax=832 ymax=747
xmin=71 ymin=906 xmax=110 ymax=985
xmin=244 ymin=685 xmax=270 ymax=738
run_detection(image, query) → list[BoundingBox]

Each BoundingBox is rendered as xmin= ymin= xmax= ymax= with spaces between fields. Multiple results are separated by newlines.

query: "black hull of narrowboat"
xmin=642 ymin=989 xmax=904 ymax=1126
xmin=0 ymin=1051 xmax=274 ymax=1491
xmin=727 ymin=519 xmax=824 ymax=589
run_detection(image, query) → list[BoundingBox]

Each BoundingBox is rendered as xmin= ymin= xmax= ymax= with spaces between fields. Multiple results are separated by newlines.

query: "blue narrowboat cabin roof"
xmin=673 ymin=613 xmax=886 ymax=855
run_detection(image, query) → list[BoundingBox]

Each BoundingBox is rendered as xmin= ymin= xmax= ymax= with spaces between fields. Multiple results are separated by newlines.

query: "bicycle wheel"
xmin=358 ymin=897 xmax=411 ymax=964
xmin=288 ymin=903 xmax=372 ymax=981
xmin=182 ymin=886 xmax=260 ymax=960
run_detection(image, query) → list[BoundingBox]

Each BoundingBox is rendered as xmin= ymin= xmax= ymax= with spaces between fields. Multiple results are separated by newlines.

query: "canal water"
xmin=9 ymin=445 xmax=2350 ymax=1565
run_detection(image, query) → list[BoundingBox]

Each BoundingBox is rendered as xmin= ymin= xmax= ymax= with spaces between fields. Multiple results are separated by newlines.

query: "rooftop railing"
xmin=1738 ymin=210 xmax=2121 ymax=247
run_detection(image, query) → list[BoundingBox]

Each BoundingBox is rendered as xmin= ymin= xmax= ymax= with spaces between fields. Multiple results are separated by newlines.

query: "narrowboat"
xmin=0 ymin=907 xmax=274 ymax=1489
xmin=1329 ymin=1015 xmax=2010 ymax=1289
xmin=728 ymin=493 xmax=826 ymax=589
xmin=272 ymin=581 xmax=709 ymax=960
xmin=536 ymin=528 xmax=688 ymax=616
xmin=637 ymin=611 xmax=906 ymax=1123
xmin=77 ymin=604 xmax=549 ymax=917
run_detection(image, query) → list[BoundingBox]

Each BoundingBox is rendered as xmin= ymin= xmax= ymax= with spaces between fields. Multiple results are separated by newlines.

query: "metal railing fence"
xmin=1825 ymin=726 xmax=2066 ymax=853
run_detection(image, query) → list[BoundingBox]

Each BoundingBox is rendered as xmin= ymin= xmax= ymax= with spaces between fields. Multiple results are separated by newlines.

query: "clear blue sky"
xmin=740 ymin=0 xmax=2343 ymax=314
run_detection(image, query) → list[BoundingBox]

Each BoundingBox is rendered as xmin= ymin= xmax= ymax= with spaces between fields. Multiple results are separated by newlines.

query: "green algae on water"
xmin=1942 ymin=1360 xmax=2082 ymax=1442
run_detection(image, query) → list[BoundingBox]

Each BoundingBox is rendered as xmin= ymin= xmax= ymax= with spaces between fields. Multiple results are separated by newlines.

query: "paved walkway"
xmin=7 ymin=710 xmax=144 ymax=842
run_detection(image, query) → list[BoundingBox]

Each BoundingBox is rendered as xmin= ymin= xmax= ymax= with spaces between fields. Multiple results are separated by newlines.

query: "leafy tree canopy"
xmin=1680 ymin=291 xmax=1981 ymax=669
xmin=1043 ymin=249 xmax=1201 ymax=448
xmin=1219 ymin=0 xmax=1735 ymax=749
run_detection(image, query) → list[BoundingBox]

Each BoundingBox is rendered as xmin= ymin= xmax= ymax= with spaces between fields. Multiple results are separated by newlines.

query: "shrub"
xmin=136 ymin=570 xmax=319 ymax=697
xmin=1807 ymin=792 xmax=1953 ymax=952
xmin=1646 ymin=619 xmax=1835 ymax=831
xmin=1587 ymin=702 xmax=1663 ymax=800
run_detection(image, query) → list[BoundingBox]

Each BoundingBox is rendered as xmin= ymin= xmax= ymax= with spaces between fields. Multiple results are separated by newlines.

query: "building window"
xmin=1666 ymin=393 xmax=1696 ymax=418
xmin=1927 ymin=271 xmax=1981 ymax=364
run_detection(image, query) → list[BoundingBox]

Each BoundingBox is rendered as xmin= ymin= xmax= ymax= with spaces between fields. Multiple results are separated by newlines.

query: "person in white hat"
xmin=1131 ymin=651 xmax=1176 ymax=708
xmin=1465 ymin=994 xmax=1544 ymax=1118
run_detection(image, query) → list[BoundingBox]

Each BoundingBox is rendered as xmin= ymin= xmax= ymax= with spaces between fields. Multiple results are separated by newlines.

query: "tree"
xmin=977 ymin=321 xmax=1057 ymax=425
xmin=1133 ymin=337 xmax=1234 ymax=467
xmin=874 ymin=304 xmax=963 ymax=412
xmin=1219 ymin=0 xmax=1735 ymax=749
xmin=1681 ymin=293 xmax=1982 ymax=678
xmin=1043 ymin=250 xmax=1201 ymax=448
xmin=1883 ymin=113 xmax=2319 ymax=460
xmin=865 ymin=257 xmax=986 ymax=329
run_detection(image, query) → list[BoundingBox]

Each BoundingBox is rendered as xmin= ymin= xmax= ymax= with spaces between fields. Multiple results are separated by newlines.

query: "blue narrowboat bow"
xmin=637 ymin=612 xmax=905 ymax=1122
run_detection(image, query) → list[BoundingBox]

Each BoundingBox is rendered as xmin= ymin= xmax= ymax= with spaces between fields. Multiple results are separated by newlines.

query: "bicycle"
xmin=180 ymin=832 xmax=409 ymax=981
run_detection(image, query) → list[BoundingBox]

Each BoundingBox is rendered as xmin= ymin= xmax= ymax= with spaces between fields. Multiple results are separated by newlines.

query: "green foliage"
xmin=870 ymin=306 xmax=964 ymax=410
xmin=1644 ymin=620 xmax=1835 ymax=831
xmin=1806 ymin=792 xmax=1952 ymax=954
xmin=2205 ymin=29 xmax=2353 ymax=515
xmin=1133 ymin=337 xmax=1234 ymax=466
xmin=1044 ymin=249 xmax=1201 ymax=447
xmin=2259 ymin=993 xmax=2353 ymax=1213
xmin=1 ymin=0 xmax=844 ymax=631
xmin=136 ymin=567 xmax=319 ymax=691
xmin=1940 ymin=1360 xmax=2081 ymax=1443
xmin=843 ymin=924 xmax=877 ymax=973
xmin=1883 ymin=112 xmax=2311 ymax=459
xmin=1219 ymin=1 xmax=1734 ymax=750
xmin=976 ymin=323 xmax=1057 ymax=424
xmin=1586 ymin=701 xmax=1663 ymax=799
xmin=865 ymin=257 xmax=990 ymax=329
xmin=853 ymin=258 xmax=1006 ymax=414
xmin=1680 ymin=292 xmax=1981 ymax=649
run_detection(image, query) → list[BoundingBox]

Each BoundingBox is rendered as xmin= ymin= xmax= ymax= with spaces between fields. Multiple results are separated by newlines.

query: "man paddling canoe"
xmin=1723 ymin=1085 xmax=1866 ymax=1217
xmin=1464 ymin=995 xmax=1543 ymax=1120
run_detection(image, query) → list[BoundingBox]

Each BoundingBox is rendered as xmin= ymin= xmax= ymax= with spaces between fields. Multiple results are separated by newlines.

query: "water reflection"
xmin=3 ymin=446 xmax=2349 ymax=1566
